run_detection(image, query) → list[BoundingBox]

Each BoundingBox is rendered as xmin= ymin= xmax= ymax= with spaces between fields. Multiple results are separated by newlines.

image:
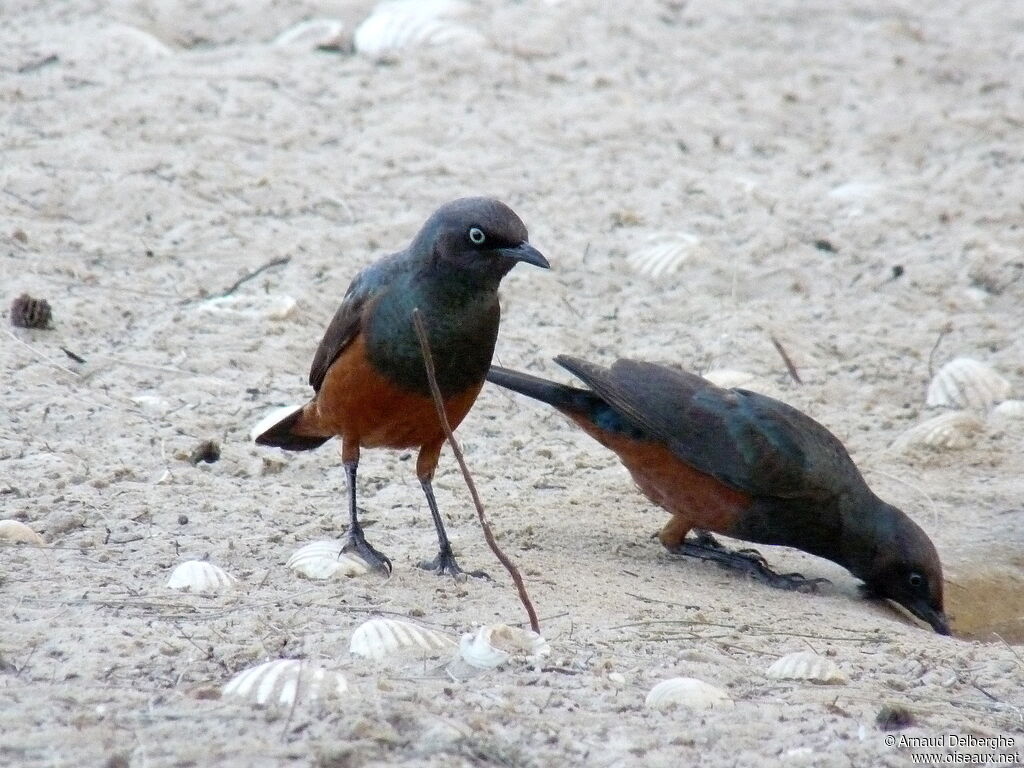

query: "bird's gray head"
xmin=859 ymin=502 xmax=949 ymax=635
xmin=413 ymin=197 xmax=549 ymax=284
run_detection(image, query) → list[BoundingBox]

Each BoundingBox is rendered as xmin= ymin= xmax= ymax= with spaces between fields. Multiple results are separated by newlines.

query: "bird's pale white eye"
xmin=468 ymin=227 xmax=486 ymax=245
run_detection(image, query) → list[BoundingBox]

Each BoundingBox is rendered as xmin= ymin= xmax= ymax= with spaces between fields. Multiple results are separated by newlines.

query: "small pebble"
xmin=10 ymin=293 xmax=52 ymax=329
xmin=876 ymin=704 xmax=915 ymax=731
xmin=188 ymin=440 xmax=220 ymax=465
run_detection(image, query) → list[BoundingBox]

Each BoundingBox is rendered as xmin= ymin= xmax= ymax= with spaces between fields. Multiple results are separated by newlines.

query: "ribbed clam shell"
xmin=166 ymin=560 xmax=237 ymax=592
xmin=354 ymin=0 xmax=482 ymax=59
xmin=926 ymin=358 xmax=1010 ymax=411
xmin=222 ymin=659 xmax=347 ymax=707
xmin=645 ymin=677 xmax=734 ymax=711
xmin=0 ymin=519 xmax=45 ymax=546
xmin=766 ymin=652 xmax=847 ymax=684
xmin=349 ymin=618 xmax=455 ymax=661
xmin=272 ymin=19 xmax=346 ymax=49
xmin=458 ymin=624 xmax=551 ymax=670
xmin=286 ymin=541 xmax=368 ymax=579
xmin=892 ymin=411 xmax=984 ymax=451
xmin=989 ymin=399 xmax=1024 ymax=423
xmin=627 ymin=233 xmax=702 ymax=279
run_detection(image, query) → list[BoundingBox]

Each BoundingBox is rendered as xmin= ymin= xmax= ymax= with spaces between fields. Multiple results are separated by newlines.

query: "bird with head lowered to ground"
xmin=487 ymin=356 xmax=950 ymax=634
xmin=256 ymin=197 xmax=549 ymax=577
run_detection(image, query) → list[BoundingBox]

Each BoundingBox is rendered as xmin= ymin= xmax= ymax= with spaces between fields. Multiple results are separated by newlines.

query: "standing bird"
xmin=487 ymin=356 xmax=950 ymax=634
xmin=256 ymin=198 xmax=548 ymax=576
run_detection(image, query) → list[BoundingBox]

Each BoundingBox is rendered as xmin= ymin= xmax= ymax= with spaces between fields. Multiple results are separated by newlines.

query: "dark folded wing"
xmin=308 ymin=251 xmax=407 ymax=392
xmin=554 ymin=356 xmax=862 ymax=502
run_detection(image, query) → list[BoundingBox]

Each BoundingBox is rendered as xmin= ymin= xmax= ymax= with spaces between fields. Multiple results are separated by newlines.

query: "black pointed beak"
xmin=908 ymin=600 xmax=951 ymax=636
xmin=500 ymin=242 xmax=549 ymax=269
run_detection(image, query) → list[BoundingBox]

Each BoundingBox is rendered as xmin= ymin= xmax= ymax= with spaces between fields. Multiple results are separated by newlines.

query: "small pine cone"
xmin=10 ymin=294 xmax=53 ymax=329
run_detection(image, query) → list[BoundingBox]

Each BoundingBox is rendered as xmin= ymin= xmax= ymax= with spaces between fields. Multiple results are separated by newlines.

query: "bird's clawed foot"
xmin=342 ymin=523 xmax=392 ymax=575
xmin=417 ymin=546 xmax=490 ymax=581
xmin=759 ymin=569 xmax=831 ymax=593
xmin=670 ymin=536 xmax=830 ymax=593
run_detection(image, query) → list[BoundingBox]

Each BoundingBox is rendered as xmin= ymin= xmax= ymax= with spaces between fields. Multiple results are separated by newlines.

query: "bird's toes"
xmin=417 ymin=557 xmax=465 ymax=581
xmin=735 ymin=548 xmax=770 ymax=567
xmin=341 ymin=532 xmax=393 ymax=575
xmin=773 ymin=572 xmax=830 ymax=593
xmin=417 ymin=550 xmax=486 ymax=581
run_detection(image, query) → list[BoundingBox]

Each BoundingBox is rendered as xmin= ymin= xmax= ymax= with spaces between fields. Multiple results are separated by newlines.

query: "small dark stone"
xmin=188 ymin=440 xmax=221 ymax=465
xmin=876 ymin=704 xmax=915 ymax=731
xmin=10 ymin=293 xmax=52 ymax=329
xmin=891 ymin=265 xmax=905 ymax=279
xmin=814 ymin=239 xmax=838 ymax=253
xmin=177 ymin=514 xmax=189 ymax=525
xmin=62 ymin=347 xmax=87 ymax=364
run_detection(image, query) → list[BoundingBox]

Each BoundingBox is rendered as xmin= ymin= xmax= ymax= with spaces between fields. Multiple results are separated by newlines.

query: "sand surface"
xmin=3 ymin=1 xmax=1024 ymax=766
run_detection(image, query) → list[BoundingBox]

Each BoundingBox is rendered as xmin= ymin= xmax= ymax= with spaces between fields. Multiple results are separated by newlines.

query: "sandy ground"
xmin=3 ymin=0 xmax=1024 ymax=766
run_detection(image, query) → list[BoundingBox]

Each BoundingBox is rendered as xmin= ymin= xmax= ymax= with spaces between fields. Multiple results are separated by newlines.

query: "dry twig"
xmin=217 ymin=255 xmax=291 ymax=297
xmin=769 ymin=334 xmax=802 ymax=384
xmin=411 ymin=308 xmax=540 ymax=633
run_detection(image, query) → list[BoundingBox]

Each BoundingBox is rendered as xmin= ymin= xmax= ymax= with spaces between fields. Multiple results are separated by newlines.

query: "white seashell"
xmin=287 ymin=541 xmax=369 ymax=579
xmin=627 ymin=233 xmax=702 ymax=279
xmin=272 ymin=18 xmax=346 ymax=49
xmin=926 ymin=358 xmax=1011 ymax=411
xmin=458 ymin=624 xmax=551 ymax=670
xmin=223 ymin=659 xmax=347 ymax=707
xmin=989 ymin=399 xmax=1024 ymax=423
xmin=250 ymin=405 xmax=303 ymax=443
xmin=354 ymin=0 xmax=483 ymax=59
xmin=166 ymin=560 xmax=237 ymax=592
xmin=645 ymin=677 xmax=734 ymax=711
xmin=0 ymin=519 xmax=46 ymax=546
xmin=765 ymin=652 xmax=847 ymax=684
xmin=99 ymin=24 xmax=174 ymax=58
xmin=131 ymin=394 xmax=171 ymax=414
xmin=349 ymin=618 xmax=455 ymax=661
xmin=704 ymin=369 xmax=758 ymax=390
xmin=891 ymin=411 xmax=984 ymax=451
xmin=200 ymin=294 xmax=297 ymax=321
xmin=828 ymin=181 xmax=882 ymax=200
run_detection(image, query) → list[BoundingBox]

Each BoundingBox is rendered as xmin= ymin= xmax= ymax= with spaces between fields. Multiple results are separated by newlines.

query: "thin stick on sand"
xmin=769 ymin=334 xmax=803 ymax=384
xmin=214 ymin=255 xmax=292 ymax=298
xmin=411 ymin=308 xmax=540 ymax=633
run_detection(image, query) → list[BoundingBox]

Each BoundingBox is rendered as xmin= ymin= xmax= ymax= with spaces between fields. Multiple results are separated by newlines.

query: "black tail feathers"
xmin=254 ymin=406 xmax=330 ymax=451
xmin=486 ymin=365 xmax=598 ymax=415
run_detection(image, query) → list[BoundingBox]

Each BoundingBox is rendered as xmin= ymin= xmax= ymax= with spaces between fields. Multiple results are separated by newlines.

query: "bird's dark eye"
xmin=908 ymin=572 xmax=925 ymax=590
xmin=468 ymin=227 xmax=486 ymax=245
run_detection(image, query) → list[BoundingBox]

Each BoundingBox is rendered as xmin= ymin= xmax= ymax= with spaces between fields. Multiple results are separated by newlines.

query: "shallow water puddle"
xmin=946 ymin=571 xmax=1024 ymax=644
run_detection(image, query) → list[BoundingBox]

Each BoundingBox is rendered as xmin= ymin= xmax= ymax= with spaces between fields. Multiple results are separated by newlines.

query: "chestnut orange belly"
xmin=314 ymin=333 xmax=483 ymax=449
xmin=570 ymin=415 xmax=752 ymax=547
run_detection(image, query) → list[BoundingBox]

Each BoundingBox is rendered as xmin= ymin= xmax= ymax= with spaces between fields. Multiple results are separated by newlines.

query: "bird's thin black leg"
xmin=670 ymin=532 xmax=829 ymax=593
xmin=416 ymin=478 xmax=487 ymax=579
xmin=340 ymin=460 xmax=392 ymax=574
